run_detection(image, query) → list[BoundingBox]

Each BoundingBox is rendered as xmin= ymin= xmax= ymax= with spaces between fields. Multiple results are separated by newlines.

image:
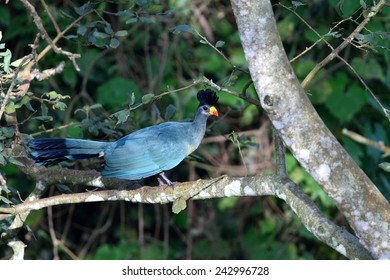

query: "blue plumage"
xmin=27 ymin=90 xmax=219 ymax=182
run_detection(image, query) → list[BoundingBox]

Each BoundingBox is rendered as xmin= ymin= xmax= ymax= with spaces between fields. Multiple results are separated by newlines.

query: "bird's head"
xmin=197 ymin=89 xmax=219 ymax=117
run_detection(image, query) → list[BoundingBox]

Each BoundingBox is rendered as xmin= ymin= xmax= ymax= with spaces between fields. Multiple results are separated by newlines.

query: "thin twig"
xmin=194 ymin=29 xmax=249 ymax=74
xmin=336 ymin=55 xmax=390 ymax=121
xmin=278 ymin=3 xmax=336 ymax=62
xmin=39 ymin=0 xmax=61 ymax=34
xmin=301 ymin=0 xmax=387 ymax=88
xmin=19 ymin=0 xmax=81 ymax=70
xmin=342 ymin=128 xmax=390 ymax=157
xmin=201 ymin=76 xmax=261 ymax=107
xmin=281 ymin=1 xmax=390 ymax=122
xmin=30 ymin=122 xmax=80 ymax=137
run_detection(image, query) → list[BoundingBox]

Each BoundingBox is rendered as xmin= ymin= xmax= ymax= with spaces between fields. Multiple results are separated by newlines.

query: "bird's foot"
xmin=158 ymin=172 xmax=174 ymax=187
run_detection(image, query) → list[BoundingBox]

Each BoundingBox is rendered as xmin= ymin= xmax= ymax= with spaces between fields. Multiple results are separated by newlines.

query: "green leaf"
xmin=4 ymin=101 xmax=15 ymax=114
xmin=54 ymin=101 xmax=67 ymax=111
xmin=0 ymin=195 xmax=13 ymax=204
xmin=116 ymin=10 xmax=135 ymax=17
xmin=14 ymin=95 xmax=31 ymax=109
xmin=164 ymin=104 xmax=176 ymax=120
xmin=170 ymin=24 xmax=193 ymax=35
xmin=45 ymin=91 xmax=59 ymax=100
xmin=1 ymin=127 xmax=14 ymax=138
xmin=139 ymin=16 xmax=154 ymax=24
xmin=334 ymin=0 xmax=360 ymax=17
xmin=142 ymin=93 xmax=155 ymax=104
xmin=89 ymin=104 xmax=103 ymax=110
xmin=74 ymin=3 xmax=92 ymax=16
xmin=93 ymin=31 xmax=110 ymax=39
xmin=41 ymin=103 xmax=48 ymax=116
xmin=125 ymin=18 xmax=138 ymax=24
xmin=292 ymin=1 xmax=306 ymax=8
xmin=112 ymin=110 xmax=130 ymax=125
xmin=215 ymin=40 xmax=225 ymax=48
xmin=77 ymin=25 xmax=87 ymax=36
xmin=379 ymin=162 xmax=390 ymax=172
xmin=10 ymin=56 xmax=30 ymax=67
xmin=104 ymin=23 xmax=113 ymax=35
xmin=109 ymin=38 xmax=120 ymax=48
xmin=58 ymin=9 xmax=75 ymax=19
xmin=32 ymin=116 xmax=53 ymax=122
xmin=129 ymin=92 xmax=136 ymax=106
xmin=135 ymin=0 xmax=148 ymax=7
xmin=63 ymin=34 xmax=78 ymax=40
xmin=0 ymin=154 xmax=6 ymax=166
xmin=24 ymin=101 xmax=34 ymax=112
xmin=351 ymin=57 xmax=385 ymax=82
xmin=325 ymin=84 xmax=368 ymax=122
xmin=115 ymin=30 xmax=128 ymax=37
xmin=146 ymin=4 xmax=163 ymax=14
xmin=172 ymin=197 xmax=187 ymax=214
xmin=1 ymin=49 xmax=12 ymax=73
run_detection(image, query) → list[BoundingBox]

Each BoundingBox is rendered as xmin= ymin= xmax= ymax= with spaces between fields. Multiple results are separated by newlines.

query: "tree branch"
xmin=342 ymin=128 xmax=390 ymax=157
xmin=230 ymin=0 xmax=390 ymax=259
xmin=1 ymin=180 xmax=48 ymax=259
xmin=19 ymin=0 xmax=81 ymax=70
xmin=1 ymin=147 xmax=372 ymax=259
xmin=301 ymin=0 xmax=387 ymax=88
xmin=0 ymin=54 xmax=33 ymax=120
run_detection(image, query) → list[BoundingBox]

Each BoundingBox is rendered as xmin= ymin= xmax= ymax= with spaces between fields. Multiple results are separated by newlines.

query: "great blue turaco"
xmin=28 ymin=89 xmax=219 ymax=185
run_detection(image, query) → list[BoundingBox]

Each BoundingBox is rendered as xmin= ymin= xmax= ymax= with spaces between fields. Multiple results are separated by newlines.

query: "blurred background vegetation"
xmin=0 ymin=0 xmax=389 ymax=259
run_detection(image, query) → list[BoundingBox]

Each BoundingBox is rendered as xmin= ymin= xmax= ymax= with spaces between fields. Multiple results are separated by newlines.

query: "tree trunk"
xmin=230 ymin=0 xmax=390 ymax=259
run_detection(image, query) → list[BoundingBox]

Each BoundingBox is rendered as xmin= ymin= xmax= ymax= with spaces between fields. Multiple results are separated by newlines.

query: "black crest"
xmin=197 ymin=89 xmax=219 ymax=106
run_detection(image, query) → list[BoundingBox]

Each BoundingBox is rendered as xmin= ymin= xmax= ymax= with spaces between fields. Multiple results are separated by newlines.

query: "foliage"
xmin=0 ymin=0 xmax=389 ymax=259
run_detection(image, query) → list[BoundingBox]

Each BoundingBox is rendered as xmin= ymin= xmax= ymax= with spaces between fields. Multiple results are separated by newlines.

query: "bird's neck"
xmin=190 ymin=109 xmax=208 ymax=147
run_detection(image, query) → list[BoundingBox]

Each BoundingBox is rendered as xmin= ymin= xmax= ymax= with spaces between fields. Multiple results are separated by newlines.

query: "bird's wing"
xmin=102 ymin=122 xmax=190 ymax=180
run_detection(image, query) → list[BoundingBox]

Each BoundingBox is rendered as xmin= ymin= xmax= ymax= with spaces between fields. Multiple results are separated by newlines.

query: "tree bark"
xmin=230 ymin=0 xmax=390 ymax=259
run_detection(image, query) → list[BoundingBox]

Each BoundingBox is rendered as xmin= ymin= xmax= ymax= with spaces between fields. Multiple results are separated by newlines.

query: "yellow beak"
xmin=209 ymin=106 xmax=218 ymax=117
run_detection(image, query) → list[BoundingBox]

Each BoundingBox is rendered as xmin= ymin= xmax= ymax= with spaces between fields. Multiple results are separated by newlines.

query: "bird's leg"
xmin=157 ymin=177 xmax=165 ymax=186
xmin=158 ymin=172 xmax=174 ymax=187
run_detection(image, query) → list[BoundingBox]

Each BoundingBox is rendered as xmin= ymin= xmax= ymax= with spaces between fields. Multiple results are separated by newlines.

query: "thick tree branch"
xmin=1 ymin=148 xmax=372 ymax=259
xmin=230 ymin=0 xmax=390 ymax=259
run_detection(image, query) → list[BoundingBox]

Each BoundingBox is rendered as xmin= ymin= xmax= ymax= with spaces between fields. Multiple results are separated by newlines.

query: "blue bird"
xmin=28 ymin=89 xmax=219 ymax=185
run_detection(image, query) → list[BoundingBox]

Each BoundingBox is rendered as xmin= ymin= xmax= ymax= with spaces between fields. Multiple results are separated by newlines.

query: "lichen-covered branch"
xmin=1 ymin=158 xmax=372 ymax=259
xmin=230 ymin=0 xmax=390 ymax=259
xmin=1 ymin=180 xmax=48 ymax=259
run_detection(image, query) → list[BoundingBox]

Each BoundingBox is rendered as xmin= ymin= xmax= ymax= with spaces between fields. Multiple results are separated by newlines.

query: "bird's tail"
xmin=27 ymin=138 xmax=108 ymax=167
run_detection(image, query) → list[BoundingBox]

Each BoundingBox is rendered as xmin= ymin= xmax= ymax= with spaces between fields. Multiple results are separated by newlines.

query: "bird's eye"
xmin=202 ymin=105 xmax=208 ymax=111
